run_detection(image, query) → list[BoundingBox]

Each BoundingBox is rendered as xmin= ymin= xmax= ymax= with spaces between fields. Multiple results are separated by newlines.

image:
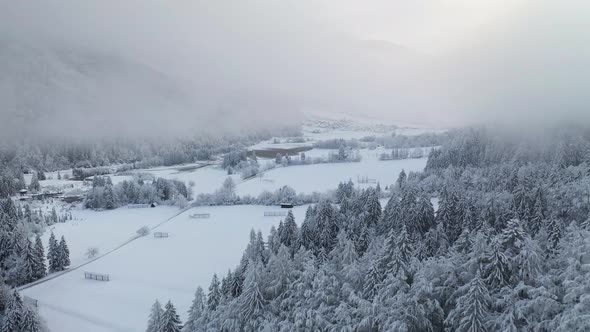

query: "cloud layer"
xmin=0 ymin=0 xmax=589 ymax=139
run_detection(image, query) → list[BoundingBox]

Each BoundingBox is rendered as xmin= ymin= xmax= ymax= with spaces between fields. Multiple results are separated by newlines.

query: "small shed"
xmin=19 ymin=189 xmax=28 ymax=196
xmin=280 ymin=203 xmax=294 ymax=209
xmin=150 ymin=202 xmax=157 ymax=208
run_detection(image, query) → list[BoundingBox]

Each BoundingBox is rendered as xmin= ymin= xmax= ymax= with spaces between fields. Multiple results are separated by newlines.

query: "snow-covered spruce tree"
xmin=239 ymin=260 xmax=266 ymax=329
xmin=446 ymin=270 xmax=491 ymax=332
xmin=555 ymin=222 xmax=590 ymax=331
xmin=33 ymin=236 xmax=46 ymax=280
xmin=207 ymin=274 xmax=221 ymax=311
xmin=1 ymin=291 xmax=24 ymax=332
xmin=299 ymin=206 xmax=317 ymax=251
xmin=547 ymin=217 xmax=562 ymax=252
xmin=500 ymin=219 xmax=526 ymax=258
xmin=47 ymin=232 xmax=59 ymax=273
xmin=396 ymin=169 xmax=407 ymax=189
xmin=20 ymin=306 xmax=43 ymax=332
xmin=28 ymin=173 xmax=40 ymax=193
xmin=279 ymin=210 xmax=299 ymax=254
xmin=483 ymin=239 xmax=511 ymax=288
xmin=263 ymin=245 xmax=293 ymax=300
xmin=146 ymin=299 xmax=164 ymax=332
xmin=57 ymin=236 xmax=71 ymax=270
xmin=161 ymin=300 xmax=182 ymax=332
xmin=437 ymin=187 xmax=463 ymax=243
xmin=363 ymin=188 xmax=382 ymax=228
xmin=363 ymin=259 xmax=383 ymax=300
xmin=19 ymin=241 xmax=37 ymax=284
xmin=267 ymin=225 xmax=280 ymax=255
xmin=184 ymin=287 xmax=206 ymax=332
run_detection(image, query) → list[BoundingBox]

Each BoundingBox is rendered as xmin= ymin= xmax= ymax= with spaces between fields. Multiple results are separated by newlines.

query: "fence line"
xmin=84 ymin=272 xmax=110 ymax=282
xmin=24 ymin=295 xmax=38 ymax=307
xmin=264 ymin=211 xmax=287 ymax=217
xmin=189 ymin=213 xmax=210 ymax=219
xmin=127 ymin=204 xmax=149 ymax=209
xmin=154 ymin=232 xmax=169 ymax=238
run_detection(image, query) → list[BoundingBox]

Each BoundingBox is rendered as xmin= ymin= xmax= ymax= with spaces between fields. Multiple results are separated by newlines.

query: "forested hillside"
xmin=153 ymin=126 xmax=590 ymax=332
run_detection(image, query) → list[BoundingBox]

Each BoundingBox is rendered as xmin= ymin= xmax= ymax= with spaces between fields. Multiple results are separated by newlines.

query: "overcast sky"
xmin=0 ymin=0 xmax=589 ymax=136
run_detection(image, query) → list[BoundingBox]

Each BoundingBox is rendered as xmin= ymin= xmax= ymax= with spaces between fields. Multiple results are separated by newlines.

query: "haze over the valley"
xmin=0 ymin=0 xmax=589 ymax=139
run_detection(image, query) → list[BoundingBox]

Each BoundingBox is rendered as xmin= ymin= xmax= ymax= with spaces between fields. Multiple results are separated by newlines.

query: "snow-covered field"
xmin=41 ymin=206 xmax=180 ymax=266
xmin=238 ymin=150 xmax=427 ymax=196
xmin=127 ymin=165 xmax=240 ymax=198
xmin=23 ymin=205 xmax=309 ymax=332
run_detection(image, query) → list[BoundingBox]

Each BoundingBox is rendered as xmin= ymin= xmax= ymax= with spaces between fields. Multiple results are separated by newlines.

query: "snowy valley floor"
xmin=22 ymin=150 xmax=427 ymax=332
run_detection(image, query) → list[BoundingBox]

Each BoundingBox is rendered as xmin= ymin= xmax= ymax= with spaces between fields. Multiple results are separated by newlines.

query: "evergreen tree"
xmin=33 ymin=236 xmax=46 ymax=280
xmin=20 ymin=306 xmax=42 ymax=332
xmin=397 ymin=169 xmax=407 ymax=189
xmin=280 ymin=211 xmax=299 ymax=253
xmin=364 ymin=188 xmax=382 ymax=228
xmin=20 ymin=241 xmax=36 ymax=284
xmin=299 ymin=208 xmax=316 ymax=250
xmin=483 ymin=239 xmax=511 ymax=288
xmin=1 ymin=291 xmax=24 ymax=332
xmin=185 ymin=287 xmax=206 ymax=331
xmin=548 ymin=218 xmax=562 ymax=251
xmin=47 ymin=232 xmax=59 ymax=273
xmin=437 ymin=188 xmax=462 ymax=243
xmin=354 ymin=225 xmax=369 ymax=256
xmin=446 ymin=271 xmax=491 ymax=332
xmin=58 ymin=236 xmax=71 ymax=270
xmin=28 ymin=173 xmax=40 ymax=192
xmin=50 ymin=207 xmax=58 ymax=225
xmin=416 ymin=192 xmax=435 ymax=234
xmin=316 ymin=201 xmax=338 ymax=252
xmin=207 ymin=274 xmax=221 ymax=311
xmin=104 ymin=185 xmax=117 ymax=210
xmin=146 ymin=299 xmax=164 ymax=332
xmin=161 ymin=300 xmax=182 ymax=332
xmin=239 ymin=260 xmax=265 ymax=322
xmin=387 ymin=226 xmax=413 ymax=278
xmin=500 ymin=219 xmax=526 ymax=258
xmin=363 ymin=260 xmax=383 ymax=300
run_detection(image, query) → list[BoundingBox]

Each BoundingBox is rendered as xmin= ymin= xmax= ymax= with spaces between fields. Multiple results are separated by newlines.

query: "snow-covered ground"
xmin=23 ymin=205 xmax=309 ymax=332
xmin=129 ymin=165 xmax=240 ymax=198
xmin=41 ymin=206 xmax=180 ymax=266
xmin=238 ymin=149 xmax=427 ymax=196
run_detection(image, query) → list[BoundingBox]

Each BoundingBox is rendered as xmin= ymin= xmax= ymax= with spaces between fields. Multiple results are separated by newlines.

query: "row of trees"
xmin=85 ymin=175 xmax=191 ymax=210
xmin=146 ymin=300 xmax=183 ymax=332
xmin=192 ymin=179 xmax=337 ymax=207
xmin=0 ymin=199 xmax=71 ymax=287
xmin=0 ymin=198 xmax=65 ymax=331
xmin=163 ymin=125 xmax=590 ymax=331
xmin=0 ymin=127 xmax=301 ymax=173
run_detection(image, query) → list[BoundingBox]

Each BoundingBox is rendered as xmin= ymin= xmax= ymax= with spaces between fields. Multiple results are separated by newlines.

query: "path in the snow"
xmin=18 ymin=206 xmax=191 ymax=292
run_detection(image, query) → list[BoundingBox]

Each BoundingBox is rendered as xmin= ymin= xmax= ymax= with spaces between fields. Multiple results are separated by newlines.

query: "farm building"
xmin=280 ymin=203 xmax=294 ymax=209
xmin=62 ymin=195 xmax=86 ymax=203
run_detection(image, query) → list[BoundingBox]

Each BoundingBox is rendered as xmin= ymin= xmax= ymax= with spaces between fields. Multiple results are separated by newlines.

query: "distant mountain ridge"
xmin=0 ymin=38 xmax=202 ymax=139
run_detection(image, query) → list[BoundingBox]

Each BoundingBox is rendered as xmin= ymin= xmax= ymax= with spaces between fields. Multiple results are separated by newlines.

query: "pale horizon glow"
xmin=315 ymin=0 xmax=530 ymax=54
